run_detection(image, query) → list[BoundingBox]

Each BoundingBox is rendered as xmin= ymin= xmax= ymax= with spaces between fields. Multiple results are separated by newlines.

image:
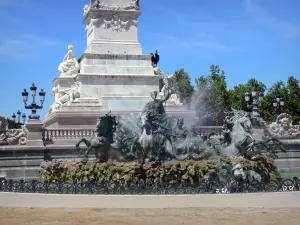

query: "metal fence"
xmin=0 ymin=178 xmax=299 ymax=195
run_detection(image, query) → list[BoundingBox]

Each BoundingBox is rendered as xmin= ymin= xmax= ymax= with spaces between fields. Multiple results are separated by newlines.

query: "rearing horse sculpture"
xmin=76 ymin=112 xmax=126 ymax=162
xmin=223 ymin=110 xmax=286 ymax=159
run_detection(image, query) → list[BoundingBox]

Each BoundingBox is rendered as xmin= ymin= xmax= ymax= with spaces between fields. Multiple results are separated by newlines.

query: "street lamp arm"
xmin=25 ymin=105 xmax=43 ymax=110
xmin=22 ymin=84 xmax=45 ymax=120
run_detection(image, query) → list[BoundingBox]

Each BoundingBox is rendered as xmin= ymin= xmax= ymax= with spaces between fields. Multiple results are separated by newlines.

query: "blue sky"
xmin=0 ymin=0 xmax=299 ymax=120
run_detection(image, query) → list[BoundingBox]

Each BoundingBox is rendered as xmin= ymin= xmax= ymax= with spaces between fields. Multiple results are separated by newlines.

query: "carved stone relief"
xmin=266 ymin=113 xmax=300 ymax=139
xmin=87 ymin=14 xmax=138 ymax=32
xmin=90 ymin=0 xmax=140 ymax=11
xmin=0 ymin=116 xmax=27 ymax=146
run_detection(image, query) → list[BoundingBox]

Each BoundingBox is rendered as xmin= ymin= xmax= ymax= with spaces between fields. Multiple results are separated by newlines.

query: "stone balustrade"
xmin=42 ymin=126 xmax=223 ymax=141
xmin=196 ymin=126 xmax=223 ymax=136
xmin=42 ymin=128 xmax=95 ymax=141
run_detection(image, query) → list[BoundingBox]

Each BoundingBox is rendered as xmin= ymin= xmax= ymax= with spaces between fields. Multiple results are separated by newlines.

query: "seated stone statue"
xmin=58 ymin=45 xmax=80 ymax=76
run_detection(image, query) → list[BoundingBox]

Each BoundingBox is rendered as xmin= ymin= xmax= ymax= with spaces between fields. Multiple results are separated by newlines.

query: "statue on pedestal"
xmin=58 ymin=45 xmax=80 ymax=76
xmin=150 ymin=50 xmax=160 ymax=67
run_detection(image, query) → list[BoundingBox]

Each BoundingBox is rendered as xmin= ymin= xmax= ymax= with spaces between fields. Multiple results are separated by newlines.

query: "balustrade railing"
xmin=42 ymin=126 xmax=223 ymax=141
xmin=42 ymin=128 xmax=95 ymax=141
xmin=196 ymin=126 xmax=223 ymax=136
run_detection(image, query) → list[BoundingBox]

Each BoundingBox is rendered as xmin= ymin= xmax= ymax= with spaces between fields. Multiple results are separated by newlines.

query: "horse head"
xmin=234 ymin=116 xmax=252 ymax=134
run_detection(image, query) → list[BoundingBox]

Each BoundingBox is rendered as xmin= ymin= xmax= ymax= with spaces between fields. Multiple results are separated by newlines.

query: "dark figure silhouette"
xmin=150 ymin=50 xmax=160 ymax=67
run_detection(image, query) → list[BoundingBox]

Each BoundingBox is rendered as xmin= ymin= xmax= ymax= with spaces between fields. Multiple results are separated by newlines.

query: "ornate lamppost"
xmin=244 ymin=86 xmax=264 ymax=115
xmin=272 ymin=94 xmax=284 ymax=116
xmin=21 ymin=83 xmax=46 ymax=120
xmin=12 ymin=110 xmax=26 ymax=127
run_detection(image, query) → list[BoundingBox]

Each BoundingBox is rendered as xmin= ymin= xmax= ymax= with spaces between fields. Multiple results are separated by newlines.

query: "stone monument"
xmin=43 ymin=0 xmax=195 ymax=129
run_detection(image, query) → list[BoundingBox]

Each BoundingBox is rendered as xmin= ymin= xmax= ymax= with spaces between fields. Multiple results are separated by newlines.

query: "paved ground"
xmin=1 ymin=207 xmax=299 ymax=225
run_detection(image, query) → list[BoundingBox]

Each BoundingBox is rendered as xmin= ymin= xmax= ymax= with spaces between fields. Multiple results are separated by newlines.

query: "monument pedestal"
xmin=26 ymin=120 xmax=44 ymax=147
xmin=43 ymin=0 xmax=196 ymax=130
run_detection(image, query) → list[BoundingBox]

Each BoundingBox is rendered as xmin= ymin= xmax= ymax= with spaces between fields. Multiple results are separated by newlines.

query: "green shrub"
xmin=39 ymin=158 xmax=280 ymax=184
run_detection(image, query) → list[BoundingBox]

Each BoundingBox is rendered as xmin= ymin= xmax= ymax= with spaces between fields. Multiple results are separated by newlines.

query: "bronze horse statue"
xmin=222 ymin=110 xmax=286 ymax=159
xmin=76 ymin=112 xmax=126 ymax=162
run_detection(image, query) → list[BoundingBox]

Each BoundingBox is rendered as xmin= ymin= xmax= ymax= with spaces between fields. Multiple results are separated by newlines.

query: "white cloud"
xmin=0 ymin=34 xmax=62 ymax=60
xmin=243 ymin=0 xmax=300 ymax=38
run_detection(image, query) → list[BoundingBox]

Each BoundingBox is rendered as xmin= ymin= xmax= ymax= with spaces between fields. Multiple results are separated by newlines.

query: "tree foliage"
xmin=227 ymin=76 xmax=300 ymax=124
xmin=171 ymin=64 xmax=299 ymax=125
xmin=173 ymin=69 xmax=194 ymax=105
xmin=260 ymin=76 xmax=300 ymax=124
xmin=7 ymin=118 xmax=21 ymax=129
xmin=195 ymin=65 xmax=230 ymax=125
xmin=227 ymin=78 xmax=266 ymax=111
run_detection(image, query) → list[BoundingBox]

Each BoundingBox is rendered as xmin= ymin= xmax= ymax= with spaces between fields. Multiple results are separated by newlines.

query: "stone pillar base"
xmin=26 ymin=120 xmax=44 ymax=147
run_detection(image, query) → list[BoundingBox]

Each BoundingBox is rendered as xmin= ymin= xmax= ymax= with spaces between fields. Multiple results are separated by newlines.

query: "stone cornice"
xmin=83 ymin=8 xmax=141 ymax=24
xmin=75 ymin=73 xmax=161 ymax=80
xmin=78 ymin=53 xmax=152 ymax=61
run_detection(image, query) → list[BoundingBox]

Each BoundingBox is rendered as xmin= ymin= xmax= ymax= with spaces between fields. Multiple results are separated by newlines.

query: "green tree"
xmin=172 ymin=69 xmax=194 ymax=105
xmin=195 ymin=65 xmax=230 ymax=125
xmin=286 ymin=76 xmax=300 ymax=124
xmin=227 ymin=78 xmax=267 ymax=111
xmin=7 ymin=118 xmax=21 ymax=129
xmin=260 ymin=76 xmax=300 ymax=124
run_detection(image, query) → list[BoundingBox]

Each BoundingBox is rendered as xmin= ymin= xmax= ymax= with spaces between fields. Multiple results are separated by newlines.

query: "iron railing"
xmin=0 ymin=178 xmax=299 ymax=195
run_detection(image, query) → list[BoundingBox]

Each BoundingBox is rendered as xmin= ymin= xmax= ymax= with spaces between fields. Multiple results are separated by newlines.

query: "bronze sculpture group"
xmin=75 ymin=89 xmax=286 ymax=167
